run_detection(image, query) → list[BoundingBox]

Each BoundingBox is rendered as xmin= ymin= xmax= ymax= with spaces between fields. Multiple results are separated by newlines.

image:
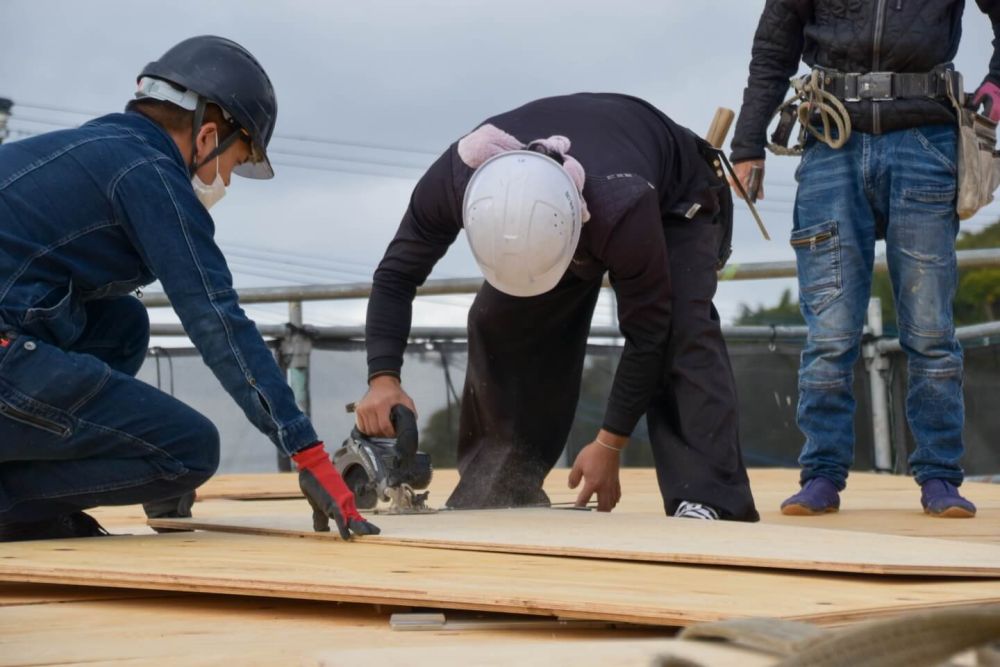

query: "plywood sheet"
xmin=317 ymin=638 xmax=772 ymax=667
xmin=0 ymin=582 xmax=174 ymax=607
xmin=149 ymin=504 xmax=1000 ymax=577
xmin=196 ymin=473 xmax=301 ymax=500
xmin=0 ymin=592 xmax=658 ymax=667
xmin=187 ymin=469 xmax=1000 ymax=545
xmin=2 ymin=532 xmax=999 ymax=627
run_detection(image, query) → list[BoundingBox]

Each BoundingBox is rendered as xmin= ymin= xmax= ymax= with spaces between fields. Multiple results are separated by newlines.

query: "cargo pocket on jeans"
xmin=0 ymin=398 xmax=71 ymax=437
xmin=790 ymin=220 xmax=842 ymax=314
xmin=20 ymin=282 xmax=86 ymax=349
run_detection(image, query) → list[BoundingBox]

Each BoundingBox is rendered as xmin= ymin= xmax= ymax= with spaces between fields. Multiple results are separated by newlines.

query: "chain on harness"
xmin=768 ymin=70 xmax=853 ymax=156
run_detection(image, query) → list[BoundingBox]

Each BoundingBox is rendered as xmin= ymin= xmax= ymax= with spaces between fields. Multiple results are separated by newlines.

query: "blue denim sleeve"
xmin=110 ymin=157 xmax=318 ymax=455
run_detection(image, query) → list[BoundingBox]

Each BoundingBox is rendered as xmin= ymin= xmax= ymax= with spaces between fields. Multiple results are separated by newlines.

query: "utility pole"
xmin=0 ymin=98 xmax=13 ymax=145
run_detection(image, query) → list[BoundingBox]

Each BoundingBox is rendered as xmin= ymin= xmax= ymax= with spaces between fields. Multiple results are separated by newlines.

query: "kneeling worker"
xmin=358 ymin=93 xmax=759 ymax=521
xmin=0 ymin=36 xmax=378 ymax=541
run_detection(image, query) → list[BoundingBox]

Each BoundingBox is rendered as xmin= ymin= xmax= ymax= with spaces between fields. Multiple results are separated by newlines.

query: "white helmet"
xmin=462 ymin=150 xmax=583 ymax=297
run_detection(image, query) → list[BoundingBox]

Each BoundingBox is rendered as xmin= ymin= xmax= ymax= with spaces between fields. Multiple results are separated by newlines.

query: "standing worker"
xmin=357 ymin=93 xmax=759 ymax=522
xmin=0 ymin=36 xmax=378 ymax=541
xmin=730 ymin=1 xmax=1000 ymax=518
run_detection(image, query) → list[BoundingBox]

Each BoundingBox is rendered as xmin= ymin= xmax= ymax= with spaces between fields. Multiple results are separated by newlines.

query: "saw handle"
xmin=390 ymin=404 xmax=419 ymax=461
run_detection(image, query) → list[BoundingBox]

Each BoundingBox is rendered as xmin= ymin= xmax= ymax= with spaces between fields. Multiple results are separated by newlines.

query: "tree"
xmin=738 ymin=220 xmax=1000 ymax=328
xmin=417 ymin=402 xmax=458 ymax=468
xmin=735 ymin=288 xmax=803 ymax=326
xmin=417 ymin=349 xmax=656 ymax=469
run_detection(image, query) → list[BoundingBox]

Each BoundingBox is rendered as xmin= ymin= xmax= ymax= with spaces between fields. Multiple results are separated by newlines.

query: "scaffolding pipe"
xmin=876 ymin=319 xmax=1000 ymax=354
xmin=140 ymin=248 xmax=1000 ymax=308
xmin=863 ymin=298 xmax=893 ymax=473
xmin=150 ymin=322 xmax=811 ymax=341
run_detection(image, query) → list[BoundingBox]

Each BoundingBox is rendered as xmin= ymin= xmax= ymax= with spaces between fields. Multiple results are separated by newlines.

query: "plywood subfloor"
xmin=184 ymin=469 xmax=1000 ymax=545
xmin=196 ymin=473 xmax=301 ymax=500
xmin=1 ymin=531 xmax=999 ymax=627
xmin=0 ymin=582 xmax=175 ymax=607
xmin=149 ymin=502 xmax=1000 ymax=577
xmin=317 ymin=638 xmax=770 ymax=667
xmin=0 ymin=590 xmax=659 ymax=667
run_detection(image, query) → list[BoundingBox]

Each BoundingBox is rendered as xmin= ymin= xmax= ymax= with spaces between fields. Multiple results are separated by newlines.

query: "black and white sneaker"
xmin=673 ymin=501 xmax=720 ymax=520
xmin=0 ymin=511 xmax=111 ymax=542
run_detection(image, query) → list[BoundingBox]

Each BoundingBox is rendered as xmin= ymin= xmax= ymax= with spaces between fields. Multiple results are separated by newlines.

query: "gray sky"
xmin=2 ymin=0 xmax=998 ymax=334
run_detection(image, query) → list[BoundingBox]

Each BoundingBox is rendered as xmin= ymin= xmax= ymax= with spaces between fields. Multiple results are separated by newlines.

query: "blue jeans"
xmin=793 ymin=124 xmax=964 ymax=489
xmin=0 ymin=296 xmax=219 ymax=524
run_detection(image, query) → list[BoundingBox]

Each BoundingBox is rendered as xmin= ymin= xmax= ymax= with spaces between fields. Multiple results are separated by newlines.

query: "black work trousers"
xmin=447 ymin=195 xmax=759 ymax=522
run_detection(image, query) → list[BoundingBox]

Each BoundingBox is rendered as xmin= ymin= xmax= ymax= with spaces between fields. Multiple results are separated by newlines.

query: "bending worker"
xmin=357 ymin=93 xmax=759 ymax=521
xmin=0 ymin=36 xmax=378 ymax=541
xmin=730 ymin=0 xmax=1000 ymax=518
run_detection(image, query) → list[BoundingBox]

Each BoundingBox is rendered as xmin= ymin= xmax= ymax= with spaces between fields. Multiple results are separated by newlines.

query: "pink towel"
xmin=458 ymin=123 xmax=590 ymax=222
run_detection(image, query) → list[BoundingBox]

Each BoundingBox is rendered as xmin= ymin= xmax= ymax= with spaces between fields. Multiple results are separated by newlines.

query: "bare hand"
xmin=354 ymin=375 xmax=417 ymax=437
xmin=567 ymin=433 xmax=625 ymax=512
xmin=730 ymin=159 xmax=765 ymax=201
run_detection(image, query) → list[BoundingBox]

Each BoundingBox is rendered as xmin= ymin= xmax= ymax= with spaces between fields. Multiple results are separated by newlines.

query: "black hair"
xmin=525 ymin=140 xmax=566 ymax=165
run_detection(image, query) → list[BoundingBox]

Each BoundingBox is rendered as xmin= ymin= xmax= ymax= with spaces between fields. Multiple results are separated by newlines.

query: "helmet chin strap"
xmin=188 ymin=96 xmax=241 ymax=176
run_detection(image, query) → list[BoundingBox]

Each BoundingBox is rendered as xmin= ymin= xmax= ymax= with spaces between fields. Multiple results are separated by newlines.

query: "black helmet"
xmin=137 ymin=35 xmax=277 ymax=179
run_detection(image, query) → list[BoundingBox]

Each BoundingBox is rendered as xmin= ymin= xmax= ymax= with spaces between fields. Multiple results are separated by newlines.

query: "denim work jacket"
xmin=0 ymin=111 xmax=318 ymax=454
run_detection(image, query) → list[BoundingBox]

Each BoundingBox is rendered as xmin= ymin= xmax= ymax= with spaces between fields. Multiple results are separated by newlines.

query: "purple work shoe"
xmin=921 ymin=479 xmax=977 ymax=518
xmin=780 ymin=476 xmax=840 ymax=516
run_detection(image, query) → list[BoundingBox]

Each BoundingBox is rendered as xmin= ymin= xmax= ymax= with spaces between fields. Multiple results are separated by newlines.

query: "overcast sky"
xmin=3 ymin=0 xmax=999 ymax=336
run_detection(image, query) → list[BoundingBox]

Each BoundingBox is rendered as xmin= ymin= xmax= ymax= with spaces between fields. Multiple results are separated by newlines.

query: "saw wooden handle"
xmin=705 ymin=107 xmax=735 ymax=149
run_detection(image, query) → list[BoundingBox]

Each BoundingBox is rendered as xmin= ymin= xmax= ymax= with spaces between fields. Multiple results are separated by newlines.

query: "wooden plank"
xmin=1 ymin=532 xmax=999 ymax=627
xmin=149 ymin=504 xmax=1000 ymax=577
xmin=0 ymin=590 xmax=658 ymax=667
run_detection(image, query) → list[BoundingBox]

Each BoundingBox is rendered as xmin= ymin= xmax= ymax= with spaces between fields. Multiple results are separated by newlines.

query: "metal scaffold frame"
xmin=143 ymin=248 xmax=1000 ymax=473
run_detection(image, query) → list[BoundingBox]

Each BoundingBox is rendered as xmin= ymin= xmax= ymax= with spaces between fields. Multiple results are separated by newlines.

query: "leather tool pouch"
xmin=947 ymin=71 xmax=1000 ymax=220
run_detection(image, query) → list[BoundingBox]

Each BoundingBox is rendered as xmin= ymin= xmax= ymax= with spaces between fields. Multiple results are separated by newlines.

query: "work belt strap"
xmin=819 ymin=66 xmax=954 ymax=102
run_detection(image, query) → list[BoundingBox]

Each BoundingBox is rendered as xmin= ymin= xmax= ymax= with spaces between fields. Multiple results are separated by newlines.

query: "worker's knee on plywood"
xmin=173 ymin=413 xmax=220 ymax=483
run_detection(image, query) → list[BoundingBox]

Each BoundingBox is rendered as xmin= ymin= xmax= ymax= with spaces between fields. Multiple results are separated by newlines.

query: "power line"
xmin=220 ymin=241 xmax=383 ymax=273
xmin=267 ymin=146 xmax=426 ymax=172
xmin=9 ymin=115 xmax=77 ymax=128
xmin=271 ymin=132 xmax=438 ymax=157
xmin=10 ymin=101 xmax=105 ymax=117
xmin=13 ymin=101 xmax=442 ymax=156
xmin=224 ymin=256 xmax=473 ymax=310
xmin=224 ymin=252 xmax=372 ymax=282
xmin=7 ymin=123 xmax=424 ymax=180
xmin=12 ymin=114 xmax=430 ymax=171
xmin=225 ymin=262 xmax=312 ymax=284
xmin=267 ymin=159 xmax=419 ymax=180
xmin=221 ymin=242 xmax=463 ymax=281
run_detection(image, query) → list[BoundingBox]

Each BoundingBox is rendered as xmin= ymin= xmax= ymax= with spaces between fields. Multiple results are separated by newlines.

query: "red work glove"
xmin=292 ymin=442 xmax=381 ymax=539
xmin=973 ymin=80 xmax=1000 ymax=123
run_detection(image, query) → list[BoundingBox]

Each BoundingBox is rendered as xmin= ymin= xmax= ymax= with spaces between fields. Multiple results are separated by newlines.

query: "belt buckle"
xmin=861 ymin=72 xmax=894 ymax=101
xmin=842 ymin=73 xmax=861 ymax=102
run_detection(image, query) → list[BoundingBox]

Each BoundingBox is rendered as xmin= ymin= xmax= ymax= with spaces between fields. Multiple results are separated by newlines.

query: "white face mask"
xmin=191 ymin=133 xmax=227 ymax=210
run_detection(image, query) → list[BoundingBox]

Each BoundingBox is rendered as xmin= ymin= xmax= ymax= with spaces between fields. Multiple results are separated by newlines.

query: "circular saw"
xmin=333 ymin=404 xmax=434 ymax=514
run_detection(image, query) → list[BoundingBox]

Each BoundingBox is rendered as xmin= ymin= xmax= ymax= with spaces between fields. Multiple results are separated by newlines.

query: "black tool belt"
xmin=819 ymin=65 xmax=955 ymax=102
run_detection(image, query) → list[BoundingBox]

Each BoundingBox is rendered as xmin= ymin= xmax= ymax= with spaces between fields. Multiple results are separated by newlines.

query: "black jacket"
xmin=365 ymin=93 xmax=718 ymax=436
xmin=731 ymin=0 xmax=1000 ymax=162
